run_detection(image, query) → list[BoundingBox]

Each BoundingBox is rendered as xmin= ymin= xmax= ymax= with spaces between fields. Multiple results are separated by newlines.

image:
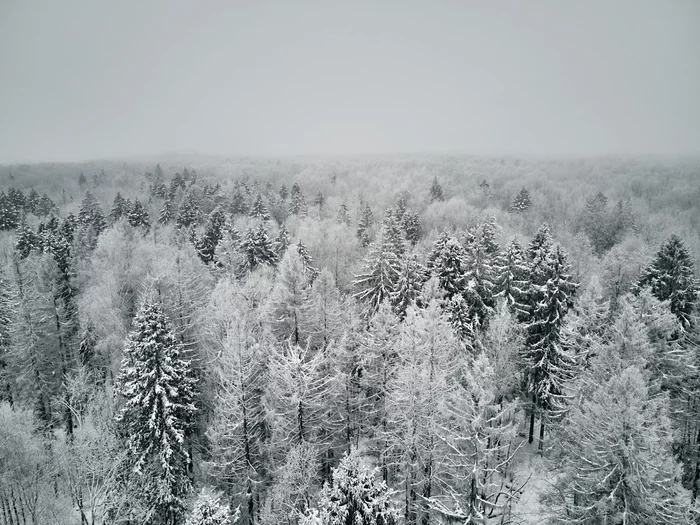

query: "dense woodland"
xmin=0 ymin=155 xmax=699 ymax=524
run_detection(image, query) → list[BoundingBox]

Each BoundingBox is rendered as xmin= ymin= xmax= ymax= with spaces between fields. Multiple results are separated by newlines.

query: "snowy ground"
xmin=510 ymin=440 xmax=558 ymax=525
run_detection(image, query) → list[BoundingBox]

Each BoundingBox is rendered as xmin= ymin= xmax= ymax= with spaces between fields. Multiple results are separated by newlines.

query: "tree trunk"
xmin=539 ymin=420 xmax=545 ymax=451
xmin=528 ymin=393 xmax=536 ymax=444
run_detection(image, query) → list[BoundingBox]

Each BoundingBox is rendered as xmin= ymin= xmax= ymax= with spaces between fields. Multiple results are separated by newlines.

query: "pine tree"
xmin=230 ymin=188 xmax=249 ymax=216
xmin=249 ymin=194 xmax=270 ymax=221
xmin=636 ymin=235 xmax=699 ymax=329
xmin=353 ymin=227 xmax=402 ymax=318
xmin=509 ymin=187 xmax=531 ymax=212
xmin=313 ymin=191 xmax=325 ymax=217
xmin=546 ymin=366 xmax=692 ymax=524
xmin=300 ymin=448 xmax=398 ymax=525
xmin=356 ymin=204 xmax=374 ymax=247
xmin=289 ymin=183 xmax=308 ymax=216
xmin=429 ymin=176 xmax=444 ymax=202
xmin=280 ymin=183 xmax=289 ymax=200
xmin=25 ymin=188 xmax=39 ymax=215
xmin=462 ymin=223 xmax=497 ymax=330
xmin=36 ymin=194 xmax=56 ymax=217
xmin=115 ymin=298 xmax=197 ymax=524
xmin=382 ymin=208 xmax=405 ymax=258
xmin=160 ymin=196 xmax=175 ymax=224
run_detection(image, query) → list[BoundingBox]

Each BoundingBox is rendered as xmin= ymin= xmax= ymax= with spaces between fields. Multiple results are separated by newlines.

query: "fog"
xmin=1 ymin=0 xmax=699 ymax=163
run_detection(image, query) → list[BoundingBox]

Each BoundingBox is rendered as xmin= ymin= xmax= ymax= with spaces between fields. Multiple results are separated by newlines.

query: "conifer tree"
xmin=304 ymin=268 xmax=346 ymax=352
xmin=313 ymin=191 xmax=325 ymax=217
xmin=462 ymin=224 xmax=497 ymax=330
xmin=15 ymin=220 xmax=40 ymax=259
xmin=296 ymin=241 xmax=320 ymax=282
xmin=427 ymin=233 xmax=468 ymax=301
xmin=356 ymin=204 xmax=374 ymax=247
xmin=0 ymin=265 xmax=14 ymax=404
xmin=196 ymin=207 xmax=227 ymax=265
xmin=337 ymin=202 xmax=350 ymax=226
xmin=509 ymin=187 xmax=531 ymax=212
xmin=160 ymin=196 xmax=175 ymax=224
xmin=238 ymin=224 xmax=277 ymax=274
xmin=250 ymin=194 xmax=270 ymax=221
xmin=390 ymin=255 xmax=426 ymax=320
xmin=274 ymin=223 xmax=291 ymax=258
xmin=185 ymin=489 xmax=238 ymax=525
xmin=0 ymin=191 xmax=20 ymax=230
xmin=177 ymin=191 xmax=201 ymax=229
xmin=127 ymin=198 xmax=151 ymax=232
xmin=382 ymin=208 xmax=405 ymax=258
xmin=280 ymin=183 xmax=289 ymax=200
xmin=301 ymin=448 xmax=398 ymax=525
xmin=289 ymin=183 xmax=308 ymax=216
xmin=115 ymin=298 xmax=197 ymax=524
xmin=26 ymin=188 xmax=40 ymax=215
xmin=269 ymin=248 xmax=312 ymax=345
xmin=111 ymin=192 xmax=127 ymax=222
xmin=429 ymin=176 xmax=444 ymax=202
xmin=230 ymin=188 xmax=249 ymax=215
xmin=494 ymin=239 xmax=529 ymax=319
xmin=522 ymin=242 xmax=578 ymax=447
xmin=402 ymin=212 xmax=421 ymax=246
xmin=636 ymin=235 xmax=699 ymax=329
xmin=547 ymin=366 xmax=692 ymax=524
xmin=353 ymin=227 xmax=402 ymax=318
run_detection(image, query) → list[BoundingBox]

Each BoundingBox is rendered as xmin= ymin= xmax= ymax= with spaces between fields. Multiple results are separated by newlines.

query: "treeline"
xmin=0 ymin=160 xmax=699 ymax=524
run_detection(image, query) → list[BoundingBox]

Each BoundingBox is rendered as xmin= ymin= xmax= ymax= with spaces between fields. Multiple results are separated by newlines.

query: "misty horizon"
xmin=1 ymin=1 xmax=699 ymax=164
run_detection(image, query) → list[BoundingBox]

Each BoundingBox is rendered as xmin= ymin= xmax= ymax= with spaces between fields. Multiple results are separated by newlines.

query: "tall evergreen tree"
xmin=522 ymin=242 xmax=578 ymax=447
xmin=289 ymin=183 xmax=308 ymax=216
xmin=390 ymin=255 xmax=427 ymax=320
xmin=127 ymin=198 xmax=151 ymax=232
xmin=509 ymin=187 xmax=532 ymax=212
xmin=177 ymin=191 xmax=201 ymax=229
xmin=111 ymin=192 xmax=128 ymax=222
xmin=274 ymin=223 xmax=291 ymax=259
xmin=238 ymin=224 xmax=277 ymax=274
xmin=0 ymin=191 xmax=20 ymax=230
xmin=494 ymin=239 xmax=529 ymax=320
xmin=337 ymin=202 xmax=351 ymax=226
xmin=296 ymin=241 xmax=320 ymax=282
xmin=636 ymin=235 xmax=699 ymax=329
xmin=249 ymin=194 xmax=270 ymax=221
xmin=356 ymin=204 xmax=374 ymax=247
xmin=402 ymin=212 xmax=421 ymax=247
xmin=429 ymin=176 xmax=444 ymax=202
xmin=196 ymin=207 xmax=227 ymax=265
xmin=353 ymin=227 xmax=402 ymax=318
xmin=115 ymin=298 xmax=197 ymax=525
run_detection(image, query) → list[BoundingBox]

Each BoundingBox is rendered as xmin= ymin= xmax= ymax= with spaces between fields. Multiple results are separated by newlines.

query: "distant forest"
xmin=0 ymin=155 xmax=699 ymax=524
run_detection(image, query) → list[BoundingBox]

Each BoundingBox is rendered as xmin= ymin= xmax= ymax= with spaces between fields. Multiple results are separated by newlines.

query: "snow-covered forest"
xmin=0 ymin=155 xmax=699 ymax=524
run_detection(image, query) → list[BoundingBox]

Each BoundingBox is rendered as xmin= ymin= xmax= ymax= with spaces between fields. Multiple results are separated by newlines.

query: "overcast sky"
xmin=1 ymin=1 xmax=699 ymax=163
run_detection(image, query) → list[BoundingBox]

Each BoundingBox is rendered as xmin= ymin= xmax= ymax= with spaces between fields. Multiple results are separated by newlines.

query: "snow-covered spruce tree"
xmin=337 ymin=202 xmax=350 ymax=226
xmin=279 ymin=183 xmax=289 ymax=201
xmin=461 ymin=224 xmax=497 ymax=331
xmin=230 ymin=188 xmax=249 ymax=216
xmin=300 ymin=448 xmax=398 ymax=525
xmin=15 ymin=219 xmax=40 ymax=259
xmin=522 ymin=242 xmax=578 ymax=448
xmin=269 ymin=248 xmax=312 ymax=346
xmin=274 ymin=223 xmax=291 ymax=258
xmin=509 ymin=187 xmax=531 ymax=212
xmin=250 ymin=194 xmax=271 ymax=221
xmin=186 ymin=489 xmax=239 ymax=525
xmin=196 ymin=207 xmax=227 ymax=265
xmin=546 ymin=366 xmax=693 ymax=524
xmin=115 ymin=298 xmax=197 ymax=525
xmin=385 ymin=302 xmax=458 ymax=524
xmin=204 ymin=278 xmax=268 ymax=524
xmin=560 ymin=275 xmax=610 ymax=363
xmin=402 ymin=211 xmax=421 ymax=247
xmin=289 ymin=183 xmax=308 ymax=217
xmin=0 ymin=264 xmax=15 ymax=404
xmin=356 ymin=204 xmax=374 ymax=248
xmin=353 ymin=226 xmax=402 ymax=318
xmin=160 ymin=195 xmax=175 ymax=224
xmin=77 ymin=191 xmax=107 ymax=250
xmin=390 ymin=254 xmax=427 ymax=320
xmin=110 ymin=192 xmax=127 ymax=222
xmin=382 ymin=208 xmax=405 ymax=258
xmin=177 ymin=190 xmax=201 ymax=229
xmin=238 ymin=224 xmax=277 ymax=274
xmin=0 ymin=191 xmax=21 ymax=230
xmin=494 ymin=238 xmax=530 ymax=320
xmin=427 ymin=233 xmax=468 ymax=301
xmin=127 ymin=198 xmax=151 ymax=232
xmin=636 ymin=234 xmax=699 ymax=329
xmin=429 ymin=176 xmax=444 ymax=202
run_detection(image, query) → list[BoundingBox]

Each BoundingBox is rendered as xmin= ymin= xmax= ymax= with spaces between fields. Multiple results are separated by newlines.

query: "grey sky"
xmin=1 ymin=1 xmax=699 ymax=163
